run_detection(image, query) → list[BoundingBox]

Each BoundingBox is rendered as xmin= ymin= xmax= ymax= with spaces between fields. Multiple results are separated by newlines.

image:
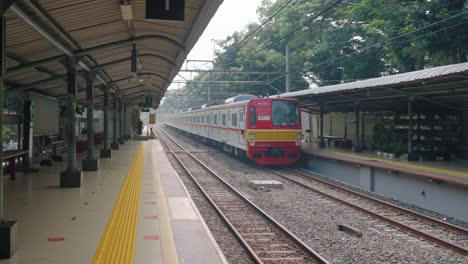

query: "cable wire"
xmin=239 ymin=0 xmax=298 ymax=45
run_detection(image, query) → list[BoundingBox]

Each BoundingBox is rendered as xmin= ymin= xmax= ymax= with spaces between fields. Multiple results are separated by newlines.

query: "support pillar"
xmin=361 ymin=111 xmax=366 ymax=149
xmin=123 ymin=103 xmax=129 ymax=140
xmin=118 ymin=98 xmax=124 ymax=145
xmin=110 ymin=94 xmax=120 ymax=150
xmin=407 ymin=96 xmax=418 ymax=161
xmin=82 ymin=73 xmax=99 ymax=171
xmin=100 ymin=86 xmax=111 ymax=158
xmin=353 ymin=103 xmax=361 ymax=152
xmin=319 ymin=103 xmax=325 ymax=148
xmin=60 ymin=57 xmax=82 ymax=188
xmin=0 ymin=9 xmax=18 ymax=261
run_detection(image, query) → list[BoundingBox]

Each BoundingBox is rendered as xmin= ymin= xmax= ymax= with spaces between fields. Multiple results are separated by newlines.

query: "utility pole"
xmin=208 ymin=72 xmax=212 ymax=103
xmin=285 ymin=44 xmax=291 ymax=93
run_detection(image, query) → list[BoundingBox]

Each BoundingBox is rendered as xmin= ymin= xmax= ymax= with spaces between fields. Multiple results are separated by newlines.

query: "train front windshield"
xmin=272 ymin=100 xmax=299 ymax=126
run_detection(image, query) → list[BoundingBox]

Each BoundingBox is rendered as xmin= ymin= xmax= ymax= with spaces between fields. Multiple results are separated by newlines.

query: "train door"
xmin=239 ymin=108 xmax=244 ymax=145
xmin=226 ymin=110 xmax=231 ymax=142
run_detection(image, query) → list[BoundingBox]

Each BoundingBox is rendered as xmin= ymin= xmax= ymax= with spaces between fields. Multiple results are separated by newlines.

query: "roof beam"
xmin=75 ymin=35 xmax=186 ymax=57
xmin=6 ymin=37 xmax=183 ymax=78
xmin=382 ymin=86 xmax=458 ymax=111
xmin=10 ymin=1 xmax=115 ymax=92
xmin=92 ymin=54 xmax=176 ymax=71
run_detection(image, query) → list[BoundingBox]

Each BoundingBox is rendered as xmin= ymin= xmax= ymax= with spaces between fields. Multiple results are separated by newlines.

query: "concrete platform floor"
xmin=1 ymin=140 xmax=226 ymax=264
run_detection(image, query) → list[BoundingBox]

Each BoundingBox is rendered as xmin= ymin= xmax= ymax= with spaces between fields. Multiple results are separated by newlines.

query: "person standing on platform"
xmin=137 ymin=119 xmax=143 ymax=135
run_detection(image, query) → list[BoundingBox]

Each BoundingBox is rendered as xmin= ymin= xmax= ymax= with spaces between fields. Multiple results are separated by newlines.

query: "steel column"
xmin=111 ymin=94 xmax=119 ymax=150
xmin=407 ymin=96 xmax=418 ymax=161
xmin=0 ymin=14 xmax=18 ymax=259
xmin=82 ymin=73 xmax=99 ymax=171
xmin=60 ymin=57 xmax=82 ymax=188
xmin=361 ymin=112 xmax=366 ymax=149
xmin=123 ymin=103 xmax=129 ymax=140
xmin=319 ymin=103 xmax=325 ymax=148
xmin=353 ymin=103 xmax=361 ymax=152
xmin=22 ymin=100 xmax=31 ymax=152
xmin=0 ymin=16 xmax=4 ymax=220
xmin=100 ymin=86 xmax=111 ymax=158
xmin=118 ymin=98 xmax=124 ymax=144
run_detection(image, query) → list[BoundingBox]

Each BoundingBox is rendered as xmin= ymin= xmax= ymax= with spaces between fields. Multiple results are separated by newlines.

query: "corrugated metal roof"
xmin=4 ymin=0 xmax=223 ymax=108
xmin=282 ymin=62 xmax=468 ymax=98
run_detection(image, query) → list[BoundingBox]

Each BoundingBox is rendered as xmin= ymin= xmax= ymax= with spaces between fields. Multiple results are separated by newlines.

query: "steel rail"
xmin=157 ymin=126 xmax=330 ymax=264
xmin=288 ymin=169 xmax=468 ymax=236
xmin=265 ymin=168 xmax=468 ymax=256
xmin=156 ymin=128 xmax=263 ymax=264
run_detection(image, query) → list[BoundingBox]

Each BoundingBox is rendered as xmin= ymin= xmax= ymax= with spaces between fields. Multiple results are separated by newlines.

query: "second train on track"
xmin=165 ymin=95 xmax=302 ymax=165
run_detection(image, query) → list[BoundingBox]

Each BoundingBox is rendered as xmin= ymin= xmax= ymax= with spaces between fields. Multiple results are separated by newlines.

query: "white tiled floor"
xmin=1 ymin=143 xmax=138 ymax=264
xmin=1 ymin=139 xmax=227 ymax=264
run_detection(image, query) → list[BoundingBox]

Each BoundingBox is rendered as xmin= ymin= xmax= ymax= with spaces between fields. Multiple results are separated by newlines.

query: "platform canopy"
xmin=4 ymin=0 xmax=222 ymax=108
xmin=278 ymin=62 xmax=468 ymax=113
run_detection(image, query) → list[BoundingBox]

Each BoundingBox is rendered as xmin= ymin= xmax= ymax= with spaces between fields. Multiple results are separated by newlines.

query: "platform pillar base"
xmin=100 ymin=149 xmax=112 ymax=158
xmin=352 ymin=146 xmax=362 ymax=153
xmin=60 ymin=169 xmax=82 ymax=188
xmin=82 ymin=159 xmax=99 ymax=171
xmin=118 ymin=138 xmax=125 ymax=144
xmin=51 ymin=155 xmax=63 ymax=161
xmin=40 ymin=159 xmax=53 ymax=166
xmin=0 ymin=221 xmax=17 ymax=259
xmin=111 ymin=142 xmax=120 ymax=150
xmin=407 ymin=152 xmax=419 ymax=161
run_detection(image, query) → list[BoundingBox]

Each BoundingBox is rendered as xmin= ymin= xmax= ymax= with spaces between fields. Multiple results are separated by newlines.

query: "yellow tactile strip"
xmin=92 ymin=143 xmax=144 ymax=264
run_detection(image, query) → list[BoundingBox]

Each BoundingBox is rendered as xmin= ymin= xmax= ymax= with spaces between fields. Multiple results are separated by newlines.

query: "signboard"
xmin=149 ymin=114 xmax=156 ymax=124
xmin=258 ymin=115 xmax=271 ymax=121
xmin=28 ymin=93 xmax=59 ymax=135
xmin=144 ymin=96 xmax=152 ymax=108
xmin=146 ymin=0 xmax=185 ymax=21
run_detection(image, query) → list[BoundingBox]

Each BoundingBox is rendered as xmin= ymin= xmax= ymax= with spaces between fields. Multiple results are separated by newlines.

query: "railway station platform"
xmin=0 ymin=139 xmax=227 ymax=264
xmin=301 ymin=143 xmax=468 ymax=222
xmin=302 ymin=144 xmax=468 ymax=186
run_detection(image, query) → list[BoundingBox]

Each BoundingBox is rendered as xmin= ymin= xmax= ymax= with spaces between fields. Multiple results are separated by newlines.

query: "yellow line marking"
xmin=93 ymin=143 xmax=145 ymax=264
xmin=150 ymin=142 xmax=179 ymax=264
xmin=324 ymin=150 xmax=468 ymax=178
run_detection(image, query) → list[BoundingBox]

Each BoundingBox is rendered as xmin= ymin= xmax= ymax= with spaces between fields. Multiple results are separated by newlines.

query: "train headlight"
xmin=249 ymin=134 xmax=255 ymax=140
xmin=296 ymin=134 xmax=302 ymax=140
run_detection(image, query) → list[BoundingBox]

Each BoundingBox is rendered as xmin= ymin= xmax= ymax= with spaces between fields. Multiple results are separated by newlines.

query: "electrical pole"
xmin=285 ymin=44 xmax=291 ymax=93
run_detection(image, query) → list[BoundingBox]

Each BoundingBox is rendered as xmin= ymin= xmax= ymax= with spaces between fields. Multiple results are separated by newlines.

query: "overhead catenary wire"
xmin=238 ymin=0 xmax=298 ymax=45
xmin=213 ymin=0 xmax=345 ymax=71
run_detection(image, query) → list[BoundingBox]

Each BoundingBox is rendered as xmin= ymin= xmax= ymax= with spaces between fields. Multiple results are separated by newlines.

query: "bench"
xmin=3 ymin=150 xmax=29 ymax=180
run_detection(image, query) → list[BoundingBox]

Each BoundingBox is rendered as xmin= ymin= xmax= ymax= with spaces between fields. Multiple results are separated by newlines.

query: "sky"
xmin=168 ymin=0 xmax=266 ymax=90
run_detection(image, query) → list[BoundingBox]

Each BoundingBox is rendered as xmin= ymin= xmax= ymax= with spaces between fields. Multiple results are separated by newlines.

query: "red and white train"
xmin=165 ymin=95 xmax=302 ymax=165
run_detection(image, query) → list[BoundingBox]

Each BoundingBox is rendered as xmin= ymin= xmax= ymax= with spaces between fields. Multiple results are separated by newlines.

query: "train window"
xmin=240 ymin=110 xmax=244 ymax=121
xmin=197 ymin=116 xmax=200 ymax=123
xmin=214 ymin=114 xmax=218 ymax=124
xmin=207 ymin=115 xmax=210 ymax=124
xmin=202 ymin=115 xmax=204 ymax=123
xmin=272 ymin=100 xmax=299 ymax=126
xmin=222 ymin=114 xmax=226 ymax=126
xmin=232 ymin=113 xmax=237 ymax=127
xmin=250 ymin=106 xmax=256 ymax=126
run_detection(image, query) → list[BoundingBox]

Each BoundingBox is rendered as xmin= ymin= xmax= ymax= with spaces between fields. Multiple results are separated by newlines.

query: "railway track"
xmin=156 ymin=127 xmax=330 ymax=264
xmin=266 ymin=168 xmax=468 ymax=256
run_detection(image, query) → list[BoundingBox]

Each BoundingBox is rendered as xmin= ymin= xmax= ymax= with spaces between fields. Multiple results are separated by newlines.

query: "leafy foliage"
xmin=159 ymin=0 xmax=468 ymax=114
